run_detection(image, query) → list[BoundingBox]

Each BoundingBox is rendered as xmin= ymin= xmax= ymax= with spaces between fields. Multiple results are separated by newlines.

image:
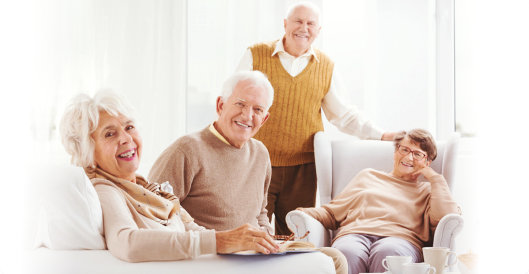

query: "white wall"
xmin=321 ymin=0 xmax=439 ymax=139
xmin=24 ymin=0 xmax=188 ymax=175
xmin=456 ymin=1 xmax=529 ymax=272
xmin=186 ymin=0 xmax=287 ymax=134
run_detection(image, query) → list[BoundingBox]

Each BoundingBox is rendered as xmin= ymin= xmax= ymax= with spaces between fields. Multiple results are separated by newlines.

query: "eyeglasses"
xmin=397 ymin=144 xmax=427 ymax=161
xmin=273 ymin=231 xmax=310 ymax=244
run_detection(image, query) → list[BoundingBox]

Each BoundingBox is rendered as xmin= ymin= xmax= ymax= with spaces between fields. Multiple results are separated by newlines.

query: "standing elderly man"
xmin=236 ymin=2 xmax=398 ymax=235
xmin=149 ymin=71 xmax=274 ymax=234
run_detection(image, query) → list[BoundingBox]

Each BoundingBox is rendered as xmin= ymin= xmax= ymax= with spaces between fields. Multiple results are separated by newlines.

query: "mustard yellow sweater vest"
xmin=250 ymin=41 xmax=334 ymax=166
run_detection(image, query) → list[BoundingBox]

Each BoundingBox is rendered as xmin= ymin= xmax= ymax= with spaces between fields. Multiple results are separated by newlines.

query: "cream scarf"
xmin=86 ymin=167 xmax=193 ymax=224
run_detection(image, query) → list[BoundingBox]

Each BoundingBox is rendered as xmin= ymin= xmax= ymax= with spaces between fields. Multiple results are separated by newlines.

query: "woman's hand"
xmin=417 ymin=166 xmax=440 ymax=180
xmin=412 ymin=160 xmax=440 ymax=181
xmin=215 ymin=223 xmax=279 ymax=254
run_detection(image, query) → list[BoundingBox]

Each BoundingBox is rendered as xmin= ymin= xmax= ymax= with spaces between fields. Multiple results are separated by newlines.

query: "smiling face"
xmin=391 ymin=136 xmax=430 ymax=182
xmin=283 ymin=5 xmax=321 ymax=57
xmin=215 ymin=79 xmax=270 ymax=148
xmin=91 ymin=111 xmax=142 ymax=182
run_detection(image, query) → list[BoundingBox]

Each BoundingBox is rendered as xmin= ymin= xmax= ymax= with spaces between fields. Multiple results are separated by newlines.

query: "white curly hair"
xmin=59 ymin=91 xmax=135 ymax=168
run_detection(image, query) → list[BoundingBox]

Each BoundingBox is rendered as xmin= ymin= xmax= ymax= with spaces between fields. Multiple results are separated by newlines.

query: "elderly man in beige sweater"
xmin=149 ymin=71 xmax=274 ymax=233
xmin=149 ymin=71 xmax=347 ymax=273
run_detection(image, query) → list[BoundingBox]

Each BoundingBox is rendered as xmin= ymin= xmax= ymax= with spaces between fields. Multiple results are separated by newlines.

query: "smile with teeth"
xmin=118 ymin=149 xmax=136 ymax=159
xmin=235 ymin=121 xmax=252 ymax=128
xmin=294 ymin=33 xmax=308 ymax=39
xmin=401 ymin=161 xmax=413 ymax=167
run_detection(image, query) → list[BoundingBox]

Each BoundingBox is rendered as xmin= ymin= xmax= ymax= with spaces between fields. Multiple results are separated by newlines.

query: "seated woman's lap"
xmin=332 ymin=234 xmax=372 ymax=274
xmin=332 ymin=234 xmax=422 ymax=274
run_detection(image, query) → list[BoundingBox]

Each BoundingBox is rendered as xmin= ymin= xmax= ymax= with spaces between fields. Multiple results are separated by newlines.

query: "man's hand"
xmin=215 ymin=223 xmax=279 ymax=254
xmin=381 ymin=132 xmax=399 ymax=141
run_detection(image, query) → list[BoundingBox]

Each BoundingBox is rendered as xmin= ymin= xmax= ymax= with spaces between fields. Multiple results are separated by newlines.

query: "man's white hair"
xmin=221 ymin=71 xmax=274 ymax=110
xmin=285 ymin=1 xmax=321 ymax=22
xmin=59 ymin=91 xmax=135 ymax=168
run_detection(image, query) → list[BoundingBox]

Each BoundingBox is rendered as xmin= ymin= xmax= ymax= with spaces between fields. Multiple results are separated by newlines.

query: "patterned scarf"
xmin=86 ymin=167 xmax=193 ymax=224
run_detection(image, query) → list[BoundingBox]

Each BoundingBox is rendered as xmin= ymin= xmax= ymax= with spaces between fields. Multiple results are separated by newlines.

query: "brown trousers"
xmin=266 ymin=163 xmax=317 ymax=235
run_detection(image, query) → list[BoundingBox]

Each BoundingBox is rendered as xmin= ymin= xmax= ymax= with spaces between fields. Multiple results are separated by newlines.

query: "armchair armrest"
xmin=433 ymin=213 xmax=464 ymax=249
xmin=285 ymin=210 xmax=330 ymax=248
xmin=433 ymin=213 xmax=463 ymax=270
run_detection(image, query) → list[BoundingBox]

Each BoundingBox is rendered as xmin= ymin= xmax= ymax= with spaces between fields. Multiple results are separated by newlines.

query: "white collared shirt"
xmin=236 ymin=38 xmax=384 ymax=140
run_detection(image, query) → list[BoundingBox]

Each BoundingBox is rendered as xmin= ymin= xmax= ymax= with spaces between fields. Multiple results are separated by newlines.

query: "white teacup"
xmin=382 ymin=256 xmax=413 ymax=274
xmin=403 ymin=262 xmax=436 ymax=274
xmin=422 ymin=247 xmax=457 ymax=274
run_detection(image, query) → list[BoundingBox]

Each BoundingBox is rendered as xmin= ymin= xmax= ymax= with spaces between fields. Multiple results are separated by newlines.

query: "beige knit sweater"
xmin=149 ymin=127 xmax=273 ymax=232
xmin=299 ymin=168 xmax=460 ymax=249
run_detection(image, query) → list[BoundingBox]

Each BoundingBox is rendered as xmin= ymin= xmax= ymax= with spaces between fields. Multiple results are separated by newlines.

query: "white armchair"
xmin=286 ymin=131 xmax=464 ymax=252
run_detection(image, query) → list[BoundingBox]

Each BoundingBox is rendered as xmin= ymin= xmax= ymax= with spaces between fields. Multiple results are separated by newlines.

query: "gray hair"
xmin=393 ymin=129 xmax=437 ymax=161
xmin=221 ymin=71 xmax=274 ymax=110
xmin=59 ymin=91 xmax=135 ymax=168
xmin=285 ymin=1 xmax=321 ymax=22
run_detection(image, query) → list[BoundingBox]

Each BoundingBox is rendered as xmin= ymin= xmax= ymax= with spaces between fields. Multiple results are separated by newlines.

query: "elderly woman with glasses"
xmin=59 ymin=91 xmax=279 ymax=262
xmin=296 ymin=129 xmax=461 ymax=274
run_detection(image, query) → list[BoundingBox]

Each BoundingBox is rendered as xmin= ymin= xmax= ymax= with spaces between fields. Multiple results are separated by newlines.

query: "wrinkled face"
xmin=215 ymin=80 xmax=270 ymax=148
xmin=392 ymin=137 xmax=430 ymax=178
xmin=92 ymin=111 xmax=142 ymax=182
xmin=283 ymin=5 xmax=321 ymax=56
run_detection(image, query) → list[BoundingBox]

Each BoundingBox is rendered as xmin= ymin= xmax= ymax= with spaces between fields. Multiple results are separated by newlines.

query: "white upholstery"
xmin=315 ymin=132 xmax=458 ymax=205
xmin=26 ymin=248 xmax=335 ymax=274
xmin=28 ymin=164 xmax=335 ymax=273
xmin=286 ymin=131 xmax=464 ymax=253
xmin=33 ymin=165 xmax=105 ymax=250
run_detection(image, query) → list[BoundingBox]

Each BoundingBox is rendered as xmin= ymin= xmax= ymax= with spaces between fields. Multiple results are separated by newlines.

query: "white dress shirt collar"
xmin=272 ymin=37 xmax=319 ymax=63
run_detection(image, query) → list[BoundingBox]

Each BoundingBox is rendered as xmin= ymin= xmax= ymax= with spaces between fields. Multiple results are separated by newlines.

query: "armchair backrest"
xmin=314 ymin=131 xmax=459 ymax=205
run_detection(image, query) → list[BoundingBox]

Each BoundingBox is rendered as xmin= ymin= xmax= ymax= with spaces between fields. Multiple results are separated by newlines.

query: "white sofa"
xmin=25 ymin=164 xmax=336 ymax=274
xmin=26 ymin=248 xmax=334 ymax=274
xmin=286 ymin=132 xmax=464 ymax=264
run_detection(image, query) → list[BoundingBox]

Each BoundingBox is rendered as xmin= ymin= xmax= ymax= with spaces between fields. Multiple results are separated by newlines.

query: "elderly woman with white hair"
xmin=59 ymin=91 xmax=279 ymax=262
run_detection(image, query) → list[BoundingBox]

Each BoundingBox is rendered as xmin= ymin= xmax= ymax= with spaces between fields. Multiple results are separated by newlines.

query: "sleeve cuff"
xmin=199 ymin=229 xmax=217 ymax=255
xmin=260 ymin=224 xmax=274 ymax=235
xmin=370 ymin=126 xmax=385 ymax=140
xmin=298 ymin=207 xmax=326 ymax=221
xmin=299 ymin=207 xmax=336 ymax=229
